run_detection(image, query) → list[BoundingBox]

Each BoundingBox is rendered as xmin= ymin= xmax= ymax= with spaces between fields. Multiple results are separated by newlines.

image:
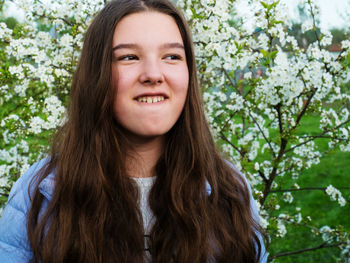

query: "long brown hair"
xmin=27 ymin=0 xmax=265 ymax=262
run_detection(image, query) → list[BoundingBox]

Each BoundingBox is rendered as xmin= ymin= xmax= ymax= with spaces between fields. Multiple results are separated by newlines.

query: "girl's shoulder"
xmin=7 ymin=158 xmax=55 ymax=208
xmin=0 ymin=158 xmax=54 ymax=261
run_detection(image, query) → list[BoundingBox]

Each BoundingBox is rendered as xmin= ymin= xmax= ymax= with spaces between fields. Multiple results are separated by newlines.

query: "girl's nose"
xmin=139 ymin=59 xmax=165 ymax=85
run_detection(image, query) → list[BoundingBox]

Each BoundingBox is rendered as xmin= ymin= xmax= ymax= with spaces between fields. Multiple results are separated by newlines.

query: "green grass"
xmin=270 ymin=150 xmax=350 ymax=262
xmin=267 ymin=115 xmax=350 ymax=262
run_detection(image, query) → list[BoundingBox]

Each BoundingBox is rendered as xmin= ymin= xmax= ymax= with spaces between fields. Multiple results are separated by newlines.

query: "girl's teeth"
xmin=137 ymin=96 xmax=165 ymax=103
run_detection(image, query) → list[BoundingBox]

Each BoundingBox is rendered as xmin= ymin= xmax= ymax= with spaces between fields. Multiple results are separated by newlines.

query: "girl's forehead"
xmin=112 ymin=11 xmax=183 ymax=46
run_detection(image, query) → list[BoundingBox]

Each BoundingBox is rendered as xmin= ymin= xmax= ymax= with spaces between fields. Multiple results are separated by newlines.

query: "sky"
xmin=234 ymin=0 xmax=350 ymax=30
xmin=284 ymin=0 xmax=349 ymax=30
xmin=3 ymin=0 xmax=350 ymax=30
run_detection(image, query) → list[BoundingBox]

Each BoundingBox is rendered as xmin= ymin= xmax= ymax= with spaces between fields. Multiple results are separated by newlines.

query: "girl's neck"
xmin=125 ymin=135 xmax=165 ymax=178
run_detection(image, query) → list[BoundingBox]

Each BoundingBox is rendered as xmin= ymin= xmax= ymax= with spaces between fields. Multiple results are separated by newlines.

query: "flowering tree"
xmin=0 ymin=0 xmax=349 ymax=261
xmin=0 ymin=0 xmax=104 ymax=206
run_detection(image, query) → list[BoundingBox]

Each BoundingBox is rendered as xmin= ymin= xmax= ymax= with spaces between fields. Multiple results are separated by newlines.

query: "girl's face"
xmin=112 ymin=11 xmax=189 ymax=140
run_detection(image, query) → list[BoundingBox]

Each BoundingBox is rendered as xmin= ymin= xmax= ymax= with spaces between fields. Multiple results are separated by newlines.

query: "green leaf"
xmin=270 ymin=50 xmax=278 ymax=59
xmin=260 ymin=1 xmax=269 ymax=9
xmin=271 ymin=0 xmax=280 ymax=9
xmin=260 ymin=49 xmax=269 ymax=58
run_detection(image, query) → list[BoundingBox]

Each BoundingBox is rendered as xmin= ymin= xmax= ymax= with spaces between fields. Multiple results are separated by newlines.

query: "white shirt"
xmin=132 ymin=176 xmax=156 ymax=262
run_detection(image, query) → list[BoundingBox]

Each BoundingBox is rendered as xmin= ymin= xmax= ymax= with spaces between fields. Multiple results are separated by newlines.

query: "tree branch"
xmin=222 ymin=67 xmax=240 ymax=94
xmin=0 ymin=193 xmax=9 ymax=198
xmin=6 ymin=89 xmax=48 ymax=116
xmin=248 ymin=111 xmax=276 ymax=158
xmin=293 ymin=86 xmax=317 ymax=131
xmin=270 ymin=242 xmax=341 ymax=259
xmin=261 ymin=137 xmax=288 ymax=205
xmin=222 ymin=66 xmax=276 ymax=158
xmin=260 ymin=101 xmax=289 ymax=205
xmin=270 ymin=186 xmax=350 ymax=193
xmin=309 ymin=3 xmax=321 ymax=49
xmin=219 ymin=132 xmax=245 ymax=158
xmin=285 ymin=119 xmax=350 ymax=154
xmin=275 ymin=103 xmax=283 ymax=134
xmin=33 ymin=12 xmax=73 ymax=27
xmin=258 ymin=170 xmax=268 ymax=183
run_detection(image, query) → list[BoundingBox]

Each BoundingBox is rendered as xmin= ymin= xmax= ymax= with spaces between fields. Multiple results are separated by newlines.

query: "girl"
xmin=0 ymin=0 xmax=267 ymax=262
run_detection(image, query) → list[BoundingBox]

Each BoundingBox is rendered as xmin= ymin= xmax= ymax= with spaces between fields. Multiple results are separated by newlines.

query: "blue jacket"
xmin=0 ymin=159 xmax=267 ymax=262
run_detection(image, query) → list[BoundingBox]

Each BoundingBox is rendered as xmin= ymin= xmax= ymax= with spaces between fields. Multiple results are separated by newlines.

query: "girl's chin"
xmin=117 ymin=127 xmax=168 ymax=143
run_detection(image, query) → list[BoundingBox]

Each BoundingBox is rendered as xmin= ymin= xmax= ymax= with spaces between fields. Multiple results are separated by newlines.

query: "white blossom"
xmin=0 ymin=22 xmax=12 ymax=41
xmin=325 ymin=185 xmax=346 ymax=207
xmin=301 ymin=20 xmax=313 ymax=33
xmin=320 ymin=226 xmax=334 ymax=243
xmin=283 ymin=192 xmax=293 ymax=203
xmin=29 ymin=116 xmax=45 ymax=134
xmin=277 ymin=220 xmax=287 ymax=237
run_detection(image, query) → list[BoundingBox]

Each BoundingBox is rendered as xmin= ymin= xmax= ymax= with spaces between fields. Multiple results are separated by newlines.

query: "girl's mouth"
xmin=136 ymin=95 xmax=166 ymax=103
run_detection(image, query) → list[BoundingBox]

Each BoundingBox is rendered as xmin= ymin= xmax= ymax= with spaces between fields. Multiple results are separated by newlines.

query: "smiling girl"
xmin=0 ymin=0 xmax=267 ymax=262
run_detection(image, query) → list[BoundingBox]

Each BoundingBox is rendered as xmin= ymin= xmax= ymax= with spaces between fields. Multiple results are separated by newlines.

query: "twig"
xmin=221 ymin=67 xmax=276 ymax=159
xmin=258 ymin=170 xmax=268 ymax=183
xmin=270 ymin=186 xmax=350 ymax=193
xmin=261 ymin=137 xmax=287 ymax=205
xmin=219 ymin=132 xmax=245 ymax=158
xmin=222 ymin=66 xmax=275 ymax=157
xmin=33 ymin=12 xmax=73 ymax=27
xmin=270 ymin=242 xmax=341 ymax=259
xmin=308 ymin=1 xmax=321 ymax=50
xmin=248 ymin=111 xmax=276 ymax=158
xmin=50 ymin=63 xmax=74 ymax=75
xmin=285 ymin=119 xmax=350 ymax=154
xmin=6 ymin=89 xmax=47 ymax=116
xmin=275 ymin=103 xmax=283 ymax=134
xmin=293 ymin=86 xmax=317 ymax=131
xmin=222 ymin=67 xmax=240 ymax=94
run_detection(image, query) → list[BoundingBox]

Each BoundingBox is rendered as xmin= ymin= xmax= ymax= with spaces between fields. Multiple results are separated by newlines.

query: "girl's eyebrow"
xmin=112 ymin=42 xmax=184 ymax=51
xmin=160 ymin=42 xmax=185 ymax=49
xmin=113 ymin=43 xmax=139 ymax=51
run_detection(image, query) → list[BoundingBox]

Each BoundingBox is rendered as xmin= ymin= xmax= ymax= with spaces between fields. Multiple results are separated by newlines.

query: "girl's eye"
xmin=164 ymin=54 xmax=181 ymax=60
xmin=118 ymin=55 xmax=138 ymax=61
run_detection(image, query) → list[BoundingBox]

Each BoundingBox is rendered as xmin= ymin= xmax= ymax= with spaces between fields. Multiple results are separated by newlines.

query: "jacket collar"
xmin=37 ymin=172 xmax=212 ymax=200
xmin=38 ymin=172 xmax=55 ymax=200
